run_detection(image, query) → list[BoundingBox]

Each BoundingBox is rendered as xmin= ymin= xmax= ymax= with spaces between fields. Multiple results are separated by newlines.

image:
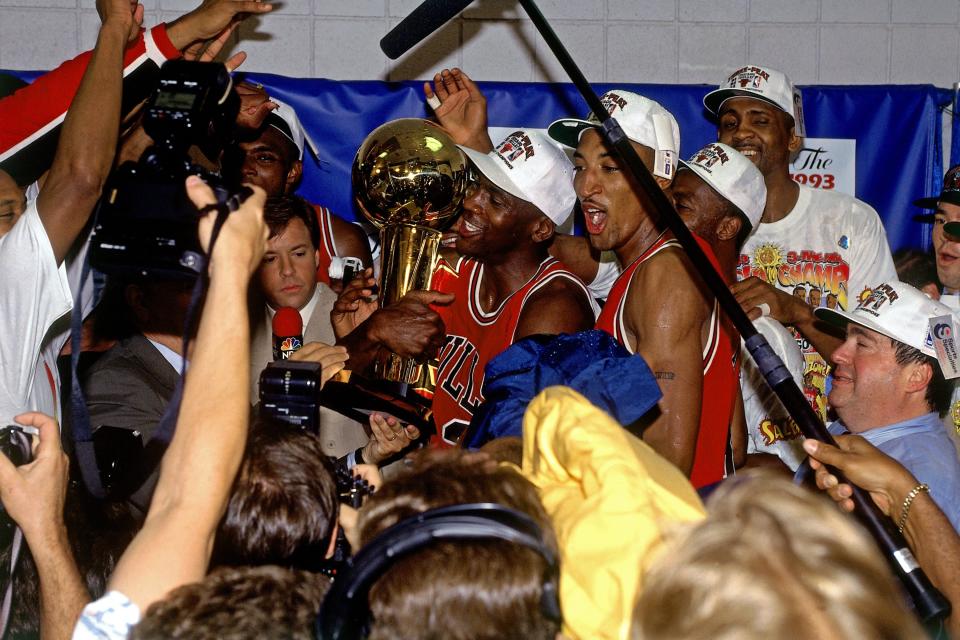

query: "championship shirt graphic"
xmin=737 ymin=244 xmax=852 ymax=420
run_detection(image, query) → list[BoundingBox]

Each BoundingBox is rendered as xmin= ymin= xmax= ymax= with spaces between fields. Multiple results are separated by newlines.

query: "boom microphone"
xmin=380 ymin=0 xmax=475 ymax=59
xmin=272 ymin=307 xmax=303 ymax=361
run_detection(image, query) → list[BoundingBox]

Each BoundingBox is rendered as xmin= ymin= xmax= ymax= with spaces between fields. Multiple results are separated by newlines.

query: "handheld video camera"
xmin=89 ymin=60 xmax=240 ymax=280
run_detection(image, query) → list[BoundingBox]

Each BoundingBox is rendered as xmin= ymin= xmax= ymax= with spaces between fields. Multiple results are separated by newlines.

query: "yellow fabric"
xmin=521 ymin=386 xmax=706 ymax=640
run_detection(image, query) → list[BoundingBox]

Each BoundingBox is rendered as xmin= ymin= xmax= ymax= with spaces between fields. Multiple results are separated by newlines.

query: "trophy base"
xmin=318 ymin=369 xmax=435 ymax=436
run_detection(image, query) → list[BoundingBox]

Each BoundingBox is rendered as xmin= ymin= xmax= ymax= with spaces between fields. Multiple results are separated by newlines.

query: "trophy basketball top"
xmin=352 ymin=118 xmax=469 ymax=229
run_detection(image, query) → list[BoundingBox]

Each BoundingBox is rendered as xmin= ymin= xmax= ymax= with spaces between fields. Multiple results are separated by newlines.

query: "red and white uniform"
xmin=0 ymin=25 xmax=181 ymax=186
xmin=432 ymin=256 xmax=590 ymax=446
xmin=311 ymin=202 xmax=348 ymax=286
xmin=597 ymin=232 xmax=739 ymax=488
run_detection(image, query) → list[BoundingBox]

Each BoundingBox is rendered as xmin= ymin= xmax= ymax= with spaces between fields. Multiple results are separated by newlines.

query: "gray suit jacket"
xmin=82 ymin=333 xmax=179 ymax=442
xmin=250 ymin=284 xmax=369 ymax=457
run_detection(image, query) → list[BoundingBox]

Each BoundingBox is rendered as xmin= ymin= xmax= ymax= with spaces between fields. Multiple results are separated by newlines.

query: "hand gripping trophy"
xmin=319 ymin=118 xmax=467 ymax=430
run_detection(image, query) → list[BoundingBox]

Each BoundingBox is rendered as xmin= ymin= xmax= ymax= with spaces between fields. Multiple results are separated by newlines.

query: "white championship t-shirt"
xmin=741 ymin=316 xmax=808 ymax=470
xmin=736 ymin=185 xmax=897 ymax=420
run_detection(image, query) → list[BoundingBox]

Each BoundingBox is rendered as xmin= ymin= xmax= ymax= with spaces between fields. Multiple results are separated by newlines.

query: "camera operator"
xmin=251 ymin=195 xmax=444 ymax=461
xmin=80 ymin=278 xmax=195 ymax=444
xmin=75 ymin=176 xmax=269 ymax=637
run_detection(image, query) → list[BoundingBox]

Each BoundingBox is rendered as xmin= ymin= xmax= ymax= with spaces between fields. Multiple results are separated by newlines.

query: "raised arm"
xmin=35 ymin=0 xmax=137 ymax=266
xmin=731 ymin=276 xmax=843 ymax=362
xmin=424 ymin=68 xmax=494 ymax=153
xmin=626 ymin=251 xmax=710 ymax=476
xmin=105 ymin=178 xmax=267 ymax=610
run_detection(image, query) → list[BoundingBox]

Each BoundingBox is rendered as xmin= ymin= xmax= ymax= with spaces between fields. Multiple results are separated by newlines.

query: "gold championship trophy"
xmin=319 ymin=118 xmax=467 ymax=431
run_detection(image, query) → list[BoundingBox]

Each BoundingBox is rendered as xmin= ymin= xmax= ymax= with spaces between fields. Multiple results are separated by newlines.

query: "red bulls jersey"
xmin=432 ymin=256 xmax=590 ymax=446
xmin=312 ymin=203 xmax=342 ymax=286
xmin=597 ymin=232 xmax=739 ymax=488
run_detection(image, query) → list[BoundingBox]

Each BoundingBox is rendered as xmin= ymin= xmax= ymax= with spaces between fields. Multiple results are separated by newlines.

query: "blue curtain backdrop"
xmin=8 ymin=70 xmax=952 ymax=252
xmin=248 ymin=76 xmax=951 ymax=254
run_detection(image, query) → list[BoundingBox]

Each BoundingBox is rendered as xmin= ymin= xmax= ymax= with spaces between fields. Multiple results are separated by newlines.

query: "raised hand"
xmin=424 ymin=68 xmax=493 ymax=152
xmin=167 ymin=0 xmax=275 ymax=51
xmin=186 ymin=175 xmax=268 ymax=277
xmin=331 ymin=268 xmax=378 ymax=339
xmin=96 ymin=0 xmax=144 ymax=43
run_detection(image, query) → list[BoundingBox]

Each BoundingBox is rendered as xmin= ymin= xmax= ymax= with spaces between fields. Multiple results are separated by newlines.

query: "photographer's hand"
xmin=190 ymin=176 xmax=268 ymax=277
xmin=363 ymin=413 xmax=420 ymax=466
xmin=1 ymin=413 xmax=89 ymax=640
xmin=0 ymin=413 xmax=69 ymax=541
xmin=287 ymin=342 xmax=349 ymax=389
xmin=167 ymin=0 xmax=274 ymax=51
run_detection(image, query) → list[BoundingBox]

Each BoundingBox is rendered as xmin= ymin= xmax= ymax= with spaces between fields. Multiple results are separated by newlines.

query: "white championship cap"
xmin=264 ymin=97 xmax=319 ymax=160
xmin=679 ymin=142 xmax=767 ymax=230
xmin=547 ymin=90 xmax=681 ymax=180
xmin=703 ymin=65 xmax=806 ymax=137
xmin=458 ymin=129 xmax=576 ymax=226
xmin=815 ymin=281 xmax=956 ymax=360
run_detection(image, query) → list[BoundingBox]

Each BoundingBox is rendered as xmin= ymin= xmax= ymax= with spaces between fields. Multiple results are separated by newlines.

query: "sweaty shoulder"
xmin=625 ymin=245 xmax=711 ymax=332
xmin=516 ymin=272 xmax=595 ymax=339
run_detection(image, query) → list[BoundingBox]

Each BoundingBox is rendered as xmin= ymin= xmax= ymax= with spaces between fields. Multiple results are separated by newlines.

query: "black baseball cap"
xmin=915 ymin=164 xmax=960 ymax=212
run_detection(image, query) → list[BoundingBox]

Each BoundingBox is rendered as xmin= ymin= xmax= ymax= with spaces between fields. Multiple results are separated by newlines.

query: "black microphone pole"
xmin=512 ymin=0 xmax=948 ymax=623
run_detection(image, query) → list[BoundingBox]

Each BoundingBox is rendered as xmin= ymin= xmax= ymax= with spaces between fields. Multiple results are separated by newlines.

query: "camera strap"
xmin=69 ymin=201 xmax=108 ymax=500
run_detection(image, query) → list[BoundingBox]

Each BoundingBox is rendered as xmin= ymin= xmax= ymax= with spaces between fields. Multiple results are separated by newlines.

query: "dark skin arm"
xmin=329 ymin=215 xmax=373 ymax=269
xmin=37 ymin=0 xmax=137 ymax=266
xmin=515 ymin=276 xmax=595 ymax=339
xmin=337 ymin=290 xmax=453 ymax=374
xmin=731 ymin=276 xmax=843 ymax=362
xmin=547 ymin=234 xmax=601 ymax=287
xmin=625 ymin=249 xmax=710 ymax=476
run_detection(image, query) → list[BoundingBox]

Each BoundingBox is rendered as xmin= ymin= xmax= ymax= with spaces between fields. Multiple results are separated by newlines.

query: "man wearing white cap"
xmin=814 ymin=281 xmax=960 ymax=531
xmin=423 ymin=67 xmax=620 ymax=301
xmin=546 ymin=92 xmax=734 ymax=487
xmin=225 ymin=98 xmax=372 ymax=287
xmin=667 ymin=143 xmax=809 ymax=472
xmin=431 ymin=129 xmax=597 ymax=445
xmin=705 ymin=65 xmax=896 ymax=421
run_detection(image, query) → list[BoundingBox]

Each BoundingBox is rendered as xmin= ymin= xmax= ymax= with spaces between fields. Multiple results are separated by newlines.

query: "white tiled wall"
xmin=1 ymin=0 xmax=959 ymax=88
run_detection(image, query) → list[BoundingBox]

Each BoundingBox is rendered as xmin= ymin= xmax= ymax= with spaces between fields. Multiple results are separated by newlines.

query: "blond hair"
xmin=633 ymin=471 xmax=925 ymax=640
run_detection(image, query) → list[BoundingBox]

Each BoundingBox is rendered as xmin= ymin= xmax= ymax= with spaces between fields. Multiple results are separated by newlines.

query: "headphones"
xmin=315 ymin=502 xmax=562 ymax=639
